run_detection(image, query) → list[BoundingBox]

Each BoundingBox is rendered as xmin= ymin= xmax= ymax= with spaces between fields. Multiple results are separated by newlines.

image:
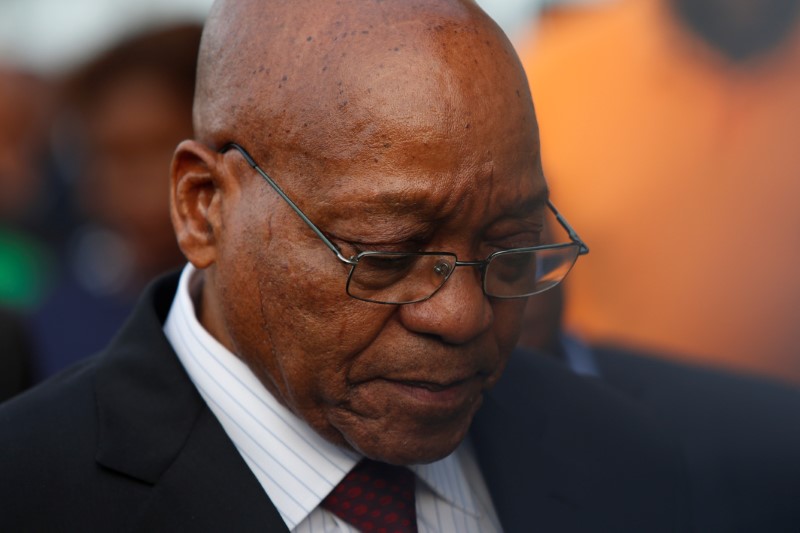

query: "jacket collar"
xmin=471 ymin=349 xmax=689 ymax=533
xmin=92 ymin=272 xmax=288 ymax=531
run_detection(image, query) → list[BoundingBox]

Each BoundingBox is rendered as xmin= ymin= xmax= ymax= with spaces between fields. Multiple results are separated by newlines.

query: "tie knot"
xmin=322 ymin=459 xmax=418 ymax=533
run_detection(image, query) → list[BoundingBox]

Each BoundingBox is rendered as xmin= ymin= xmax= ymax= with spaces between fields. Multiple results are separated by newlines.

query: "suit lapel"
xmin=93 ymin=274 xmax=288 ymax=531
xmin=471 ymin=357 xmax=589 ymax=532
xmin=472 ymin=350 xmax=690 ymax=533
xmin=132 ymin=407 xmax=288 ymax=531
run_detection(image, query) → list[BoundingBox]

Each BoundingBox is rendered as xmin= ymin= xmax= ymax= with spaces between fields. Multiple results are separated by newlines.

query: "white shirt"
xmin=163 ymin=264 xmax=503 ymax=532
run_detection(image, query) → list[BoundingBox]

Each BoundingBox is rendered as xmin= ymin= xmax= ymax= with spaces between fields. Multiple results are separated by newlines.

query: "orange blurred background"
xmin=519 ymin=0 xmax=800 ymax=382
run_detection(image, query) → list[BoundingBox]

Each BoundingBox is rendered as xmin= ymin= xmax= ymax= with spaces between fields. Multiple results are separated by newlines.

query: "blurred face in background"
xmin=0 ymin=70 xmax=51 ymax=223
xmin=76 ymin=69 xmax=190 ymax=285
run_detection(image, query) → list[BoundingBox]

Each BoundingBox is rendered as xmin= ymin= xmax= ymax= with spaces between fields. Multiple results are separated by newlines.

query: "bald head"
xmin=194 ymin=0 xmax=535 ymax=175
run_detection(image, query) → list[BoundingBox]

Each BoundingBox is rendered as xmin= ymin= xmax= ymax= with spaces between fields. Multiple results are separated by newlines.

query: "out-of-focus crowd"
xmin=0 ymin=24 xmax=201 ymax=399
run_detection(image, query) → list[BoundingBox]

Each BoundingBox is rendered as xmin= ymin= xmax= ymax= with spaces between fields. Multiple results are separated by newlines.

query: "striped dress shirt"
xmin=163 ymin=264 xmax=503 ymax=532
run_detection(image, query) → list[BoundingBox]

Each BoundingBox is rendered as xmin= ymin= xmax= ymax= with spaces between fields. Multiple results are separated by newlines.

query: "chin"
xmin=359 ymin=438 xmax=466 ymax=466
xmin=340 ymin=413 xmax=475 ymax=466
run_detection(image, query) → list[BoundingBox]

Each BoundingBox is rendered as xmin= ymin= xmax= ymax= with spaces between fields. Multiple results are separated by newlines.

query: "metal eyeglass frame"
xmin=220 ymin=142 xmax=589 ymax=303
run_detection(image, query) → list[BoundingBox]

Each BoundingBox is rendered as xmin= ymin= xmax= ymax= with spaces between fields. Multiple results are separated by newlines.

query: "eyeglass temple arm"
xmin=547 ymin=200 xmax=590 ymax=255
xmin=220 ymin=143 xmax=357 ymax=265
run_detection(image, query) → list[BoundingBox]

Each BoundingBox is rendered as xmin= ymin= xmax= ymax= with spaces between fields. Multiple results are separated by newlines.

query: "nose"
xmin=398 ymin=264 xmax=494 ymax=345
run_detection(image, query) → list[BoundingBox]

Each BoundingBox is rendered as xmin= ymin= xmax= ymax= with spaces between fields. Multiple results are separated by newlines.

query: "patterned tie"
xmin=321 ymin=458 xmax=418 ymax=533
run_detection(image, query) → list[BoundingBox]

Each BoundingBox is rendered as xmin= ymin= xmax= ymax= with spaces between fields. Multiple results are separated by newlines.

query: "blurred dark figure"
xmin=518 ymin=282 xmax=800 ymax=532
xmin=28 ymin=24 xmax=201 ymax=381
xmin=671 ymin=0 xmax=800 ymax=61
xmin=0 ymin=67 xmax=56 ymax=400
xmin=0 ymin=307 xmax=33 ymax=402
xmin=0 ymin=68 xmax=55 ymax=311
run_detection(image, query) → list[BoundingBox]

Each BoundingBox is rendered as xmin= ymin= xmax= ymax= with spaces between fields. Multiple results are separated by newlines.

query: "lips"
xmin=340 ymin=347 xmax=503 ymax=422
xmin=399 ymin=377 xmax=471 ymax=392
xmin=352 ymin=374 xmax=486 ymax=417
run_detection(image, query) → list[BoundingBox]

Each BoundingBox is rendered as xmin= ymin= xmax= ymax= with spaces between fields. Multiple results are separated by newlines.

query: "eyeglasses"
xmin=221 ymin=142 xmax=589 ymax=305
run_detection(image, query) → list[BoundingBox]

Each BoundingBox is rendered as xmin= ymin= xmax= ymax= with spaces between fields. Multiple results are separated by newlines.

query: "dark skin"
xmin=171 ymin=0 xmax=547 ymax=465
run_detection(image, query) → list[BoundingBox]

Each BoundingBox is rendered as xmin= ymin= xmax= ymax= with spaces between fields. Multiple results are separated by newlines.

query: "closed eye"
xmin=357 ymin=253 xmax=418 ymax=272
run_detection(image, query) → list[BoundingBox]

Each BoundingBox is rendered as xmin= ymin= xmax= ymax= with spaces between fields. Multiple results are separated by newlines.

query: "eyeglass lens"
xmin=484 ymin=245 xmax=579 ymax=298
xmin=347 ymin=253 xmax=457 ymax=304
xmin=346 ymin=245 xmax=580 ymax=304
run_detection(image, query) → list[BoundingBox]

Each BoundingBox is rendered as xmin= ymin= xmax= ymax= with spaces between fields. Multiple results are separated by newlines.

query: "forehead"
xmin=274 ymin=28 xmax=538 ymax=195
xmin=309 ymin=161 xmax=547 ymax=244
xmin=223 ymin=1 xmax=544 ymax=221
xmin=227 ymin=3 xmax=536 ymax=158
xmin=292 ymin=115 xmax=545 ymax=243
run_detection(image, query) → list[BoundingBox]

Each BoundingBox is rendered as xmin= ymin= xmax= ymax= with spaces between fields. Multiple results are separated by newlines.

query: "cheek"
xmin=490 ymin=298 xmax=527 ymax=354
xmin=254 ymin=255 xmax=400 ymax=441
xmin=220 ymin=216 xmax=394 ymax=412
xmin=257 ymin=240 xmax=387 ymax=358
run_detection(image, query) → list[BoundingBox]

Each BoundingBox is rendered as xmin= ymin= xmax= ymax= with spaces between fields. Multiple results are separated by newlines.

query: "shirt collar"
xmin=164 ymin=264 xmax=359 ymax=529
xmin=412 ymin=440 xmax=481 ymax=516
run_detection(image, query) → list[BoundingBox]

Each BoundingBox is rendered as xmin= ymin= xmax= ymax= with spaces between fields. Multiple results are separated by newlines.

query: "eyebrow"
xmin=501 ymin=186 xmax=550 ymax=218
xmin=335 ymin=173 xmax=549 ymax=214
xmin=324 ymin=186 xmax=443 ymax=221
xmin=323 ymin=192 xmax=440 ymax=243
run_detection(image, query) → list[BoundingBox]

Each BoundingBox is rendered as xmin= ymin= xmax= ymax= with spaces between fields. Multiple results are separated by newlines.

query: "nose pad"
xmin=432 ymin=258 xmax=453 ymax=279
xmin=399 ymin=262 xmax=493 ymax=345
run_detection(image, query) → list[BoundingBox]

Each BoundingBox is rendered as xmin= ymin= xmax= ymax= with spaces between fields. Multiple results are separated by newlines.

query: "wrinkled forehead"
xmin=198 ymin=0 xmax=538 ymax=174
xmin=321 ymin=20 xmax=536 ymax=165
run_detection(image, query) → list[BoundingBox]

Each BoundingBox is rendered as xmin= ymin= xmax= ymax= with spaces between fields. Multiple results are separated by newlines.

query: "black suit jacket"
xmin=0 ymin=274 xmax=691 ymax=532
xmin=0 ymin=307 xmax=33 ymax=402
xmin=592 ymin=346 xmax=800 ymax=533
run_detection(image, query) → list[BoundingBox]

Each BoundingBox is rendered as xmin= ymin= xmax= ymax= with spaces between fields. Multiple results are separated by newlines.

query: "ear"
xmin=170 ymin=140 xmax=227 ymax=269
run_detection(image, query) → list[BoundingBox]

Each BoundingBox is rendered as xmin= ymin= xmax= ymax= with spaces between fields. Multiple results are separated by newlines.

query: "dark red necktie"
xmin=321 ymin=459 xmax=418 ymax=533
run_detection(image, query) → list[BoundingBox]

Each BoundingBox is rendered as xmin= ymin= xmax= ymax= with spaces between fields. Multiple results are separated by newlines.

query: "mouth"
xmin=364 ymin=374 xmax=487 ymax=414
xmin=400 ymin=378 xmax=468 ymax=392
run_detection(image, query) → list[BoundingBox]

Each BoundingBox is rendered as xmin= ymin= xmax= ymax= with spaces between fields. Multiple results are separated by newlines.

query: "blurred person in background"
xmin=518 ymin=0 xmax=800 ymax=382
xmin=28 ymin=23 xmax=201 ymax=380
xmin=0 ymin=67 xmax=57 ymax=401
xmin=518 ymin=275 xmax=800 ymax=531
xmin=0 ymin=67 xmax=55 ymax=312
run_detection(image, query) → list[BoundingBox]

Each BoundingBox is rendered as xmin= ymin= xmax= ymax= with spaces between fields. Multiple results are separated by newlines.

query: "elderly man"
xmin=0 ymin=1 xmax=690 ymax=531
